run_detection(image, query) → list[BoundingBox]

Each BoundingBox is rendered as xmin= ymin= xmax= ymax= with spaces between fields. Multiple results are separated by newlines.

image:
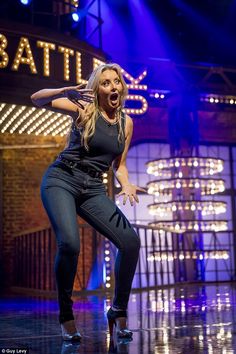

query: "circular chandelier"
xmin=146 ymin=156 xmax=227 ymax=233
xmin=148 ymin=201 xmax=227 ymax=216
xmin=148 ymin=220 xmax=228 ymax=234
xmin=146 ymin=157 xmax=224 ymax=177
xmin=147 ymin=178 xmax=225 ymax=196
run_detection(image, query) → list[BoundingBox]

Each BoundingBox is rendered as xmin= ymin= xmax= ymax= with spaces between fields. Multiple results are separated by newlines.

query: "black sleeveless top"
xmin=59 ymin=112 xmax=126 ymax=172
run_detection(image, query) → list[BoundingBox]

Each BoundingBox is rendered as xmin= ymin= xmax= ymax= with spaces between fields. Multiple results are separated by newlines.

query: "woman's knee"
xmin=58 ymin=238 xmax=80 ymax=255
xmin=123 ymin=230 xmax=141 ymax=253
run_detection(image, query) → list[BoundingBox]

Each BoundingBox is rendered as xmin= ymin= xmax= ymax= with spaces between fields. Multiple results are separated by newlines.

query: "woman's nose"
xmin=111 ymin=83 xmax=117 ymax=90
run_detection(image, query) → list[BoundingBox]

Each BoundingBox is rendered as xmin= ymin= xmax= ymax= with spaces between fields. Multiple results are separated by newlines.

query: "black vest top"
xmin=59 ymin=112 xmax=126 ymax=172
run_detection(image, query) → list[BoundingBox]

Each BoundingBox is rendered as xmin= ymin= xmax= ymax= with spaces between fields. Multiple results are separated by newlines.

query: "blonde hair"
xmin=74 ymin=63 xmax=128 ymax=150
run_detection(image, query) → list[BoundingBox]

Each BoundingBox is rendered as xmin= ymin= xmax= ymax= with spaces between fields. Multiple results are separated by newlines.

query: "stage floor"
xmin=0 ymin=283 xmax=236 ymax=353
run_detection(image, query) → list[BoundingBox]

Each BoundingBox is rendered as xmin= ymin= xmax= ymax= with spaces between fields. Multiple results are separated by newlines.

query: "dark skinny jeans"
xmin=40 ymin=161 xmax=140 ymax=324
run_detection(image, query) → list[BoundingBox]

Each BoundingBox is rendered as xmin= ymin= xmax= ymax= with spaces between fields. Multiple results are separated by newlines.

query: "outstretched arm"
xmin=113 ymin=115 xmax=146 ymax=206
xmin=31 ymin=84 xmax=94 ymax=116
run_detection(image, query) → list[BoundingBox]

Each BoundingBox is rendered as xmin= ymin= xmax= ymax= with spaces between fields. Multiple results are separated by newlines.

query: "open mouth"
xmin=110 ymin=93 xmax=119 ymax=104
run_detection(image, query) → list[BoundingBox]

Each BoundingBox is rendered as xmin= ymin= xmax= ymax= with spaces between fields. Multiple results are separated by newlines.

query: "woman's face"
xmin=97 ymin=69 xmax=123 ymax=112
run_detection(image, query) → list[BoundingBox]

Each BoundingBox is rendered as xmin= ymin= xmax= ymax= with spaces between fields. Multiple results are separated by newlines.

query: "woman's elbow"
xmin=30 ymin=93 xmax=44 ymax=107
xmin=31 ymin=93 xmax=38 ymax=106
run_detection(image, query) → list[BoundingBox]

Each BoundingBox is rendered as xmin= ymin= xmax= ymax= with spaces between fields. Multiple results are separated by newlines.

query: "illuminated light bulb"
xmin=175 ymin=224 xmax=180 ymax=231
xmin=178 ymin=172 xmax=183 ymax=178
xmin=172 ymin=205 xmax=177 ymax=211
xmin=176 ymin=182 xmax=181 ymax=189
xmin=175 ymin=161 xmax=180 ymax=167
xmin=148 ymin=187 xmax=154 ymax=194
xmin=154 ymin=93 xmax=159 ymax=98
xmin=58 ymin=46 xmax=74 ymax=81
xmin=193 ymin=160 xmax=198 ymax=167
xmin=0 ymin=35 xmax=9 ymax=68
xmin=209 ymin=97 xmax=214 ymax=103
xmin=11 ymin=37 xmax=37 ymax=74
xmin=195 ymin=182 xmax=200 ymax=188
xmin=219 ymin=185 xmax=225 ymax=192
xmin=191 ymin=204 xmax=196 ymax=211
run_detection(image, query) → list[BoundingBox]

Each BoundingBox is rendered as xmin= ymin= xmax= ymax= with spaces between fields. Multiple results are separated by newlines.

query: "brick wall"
xmin=0 ymin=133 xmax=95 ymax=291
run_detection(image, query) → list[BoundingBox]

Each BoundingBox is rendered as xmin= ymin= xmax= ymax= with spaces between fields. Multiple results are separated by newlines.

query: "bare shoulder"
xmin=124 ymin=114 xmax=133 ymax=135
xmin=125 ymin=114 xmax=133 ymax=125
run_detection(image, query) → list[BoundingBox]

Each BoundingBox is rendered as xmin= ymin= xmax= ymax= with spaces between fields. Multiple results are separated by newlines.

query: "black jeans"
xmin=40 ymin=162 xmax=140 ymax=324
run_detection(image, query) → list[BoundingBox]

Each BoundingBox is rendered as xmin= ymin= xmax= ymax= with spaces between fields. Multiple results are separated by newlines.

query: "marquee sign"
xmin=0 ymin=33 xmax=148 ymax=115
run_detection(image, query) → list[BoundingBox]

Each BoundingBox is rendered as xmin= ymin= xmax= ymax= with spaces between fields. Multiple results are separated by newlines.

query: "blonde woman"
xmin=31 ymin=63 xmax=144 ymax=341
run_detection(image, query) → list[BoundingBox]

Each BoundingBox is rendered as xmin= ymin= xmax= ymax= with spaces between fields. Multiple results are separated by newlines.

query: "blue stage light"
xmin=20 ymin=0 xmax=31 ymax=5
xmin=72 ymin=12 xmax=80 ymax=22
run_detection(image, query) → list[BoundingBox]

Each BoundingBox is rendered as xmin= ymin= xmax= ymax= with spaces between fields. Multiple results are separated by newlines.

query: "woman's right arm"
xmin=31 ymin=85 xmax=94 ymax=115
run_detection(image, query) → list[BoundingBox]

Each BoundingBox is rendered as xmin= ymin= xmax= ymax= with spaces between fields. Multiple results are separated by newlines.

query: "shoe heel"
xmin=108 ymin=318 xmax=115 ymax=337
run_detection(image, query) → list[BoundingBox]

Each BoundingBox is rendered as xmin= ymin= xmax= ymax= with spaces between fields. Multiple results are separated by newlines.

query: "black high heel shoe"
xmin=61 ymin=320 xmax=82 ymax=341
xmin=107 ymin=307 xmax=133 ymax=339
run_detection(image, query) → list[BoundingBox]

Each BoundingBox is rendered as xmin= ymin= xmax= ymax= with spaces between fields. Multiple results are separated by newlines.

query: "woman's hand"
xmin=118 ymin=183 xmax=146 ymax=206
xmin=63 ymin=84 xmax=95 ymax=109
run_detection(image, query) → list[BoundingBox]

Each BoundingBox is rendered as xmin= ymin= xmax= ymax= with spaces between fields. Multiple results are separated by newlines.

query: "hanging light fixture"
xmin=146 ymin=156 xmax=227 ymax=233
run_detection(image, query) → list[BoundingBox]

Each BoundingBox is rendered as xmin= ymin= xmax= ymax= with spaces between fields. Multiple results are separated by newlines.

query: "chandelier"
xmin=146 ymin=156 xmax=227 ymax=233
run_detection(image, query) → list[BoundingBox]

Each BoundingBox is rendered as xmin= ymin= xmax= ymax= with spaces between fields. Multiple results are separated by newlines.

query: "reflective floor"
xmin=0 ymin=283 xmax=236 ymax=353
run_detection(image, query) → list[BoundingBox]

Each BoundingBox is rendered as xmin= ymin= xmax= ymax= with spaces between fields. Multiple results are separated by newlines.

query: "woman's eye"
xmin=103 ymin=81 xmax=109 ymax=86
xmin=114 ymin=79 xmax=120 ymax=84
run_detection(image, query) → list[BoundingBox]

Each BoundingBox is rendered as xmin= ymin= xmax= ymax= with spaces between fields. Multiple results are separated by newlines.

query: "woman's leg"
xmin=76 ymin=194 xmax=140 ymax=310
xmin=41 ymin=186 xmax=80 ymax=323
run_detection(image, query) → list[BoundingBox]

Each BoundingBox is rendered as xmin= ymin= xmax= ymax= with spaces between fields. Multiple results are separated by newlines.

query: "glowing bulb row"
xmin=28 ymin=111 xmax=55 ymax=134
xmin=0 ymin=103 xmax=75 ymax=136
xmin=147 ymin=250 xmax=229 ymax=262
xmin=1 ymin=106 xmax=27 ymax=133
xmin=149 ymin=92 xmax=166 ymax=99
xmin=104 ymin=241 xmax=112 ymax=289
xmin=148 ymin=220 xmax=228 ymax=233
xmin=37 ymin=114 xmax=71 ymax=136
xmin=10 ymin=107 xmax=36 ymax=133
xmin=146 ymin=157 xmax=224 ymax=176
xmin=0 ymin=104 xmax=16 ymax=126
xmin=12 ymin=37 xmax=37 ymax=73
xmin=147 ymin=178 xmax=225 ymax=196
xmin=0 ymin=35 xmax=9 ymax=68
xmin=37 ymin=41 xmax=56 ymax=76
xmin=148 ymin=201 xmax=227 ymax=216
xmin=19 ymin=109 xmax=46 ymax=134
xmin=125 ymin=95 xmax=148 ymax=115
xmin=200 ymin=95 xmax=236 ymax=105
xmin=41 ymin=114 xmax=69 ymax=136
xmin=52 ymin=121 xmax=71 ymax=136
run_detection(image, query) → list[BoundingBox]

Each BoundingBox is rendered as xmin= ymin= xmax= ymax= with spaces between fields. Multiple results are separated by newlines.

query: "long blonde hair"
xmin=75 ymin=63 xmax=128 ymax=150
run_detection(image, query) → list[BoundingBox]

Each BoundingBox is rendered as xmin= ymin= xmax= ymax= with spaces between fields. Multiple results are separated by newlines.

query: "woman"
xmin=31 ymin=63 xmax=144 ymax=341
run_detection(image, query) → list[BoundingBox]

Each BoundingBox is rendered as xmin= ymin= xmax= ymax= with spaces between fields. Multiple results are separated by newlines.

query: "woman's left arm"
xmin=113 ymin=115 xmax=146 ymax=206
